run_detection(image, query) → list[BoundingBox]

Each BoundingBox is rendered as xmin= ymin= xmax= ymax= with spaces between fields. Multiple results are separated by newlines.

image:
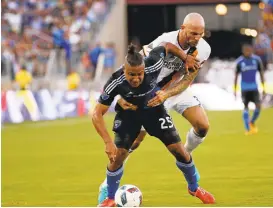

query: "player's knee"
xmin=194 ymin=121 xmax=209 ymax=137
xmin=136 ymin=131 xmax=146 ymax=142
xmin=244 ymin=103 xmax=249 ymax=110
xmin=168 ymin=144 xmax=191 ymax=163
xmin=255 ymin=103 xmax=261 ymax=109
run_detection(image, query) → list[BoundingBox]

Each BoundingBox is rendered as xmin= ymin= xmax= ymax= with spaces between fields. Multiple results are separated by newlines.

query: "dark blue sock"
xmin=106 ymin=165 xmax=124 ymax=199
xmin=251 ymin=108 xmax=260 ymax=124
xmin=243 ymin=110 xmax=250 ymax=131
xmin=176 ymin=159 xmax=198 ymax=192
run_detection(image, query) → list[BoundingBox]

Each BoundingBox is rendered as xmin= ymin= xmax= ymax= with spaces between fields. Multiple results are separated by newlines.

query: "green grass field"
xmin=2 ymin=109 xmax=273 ymax=206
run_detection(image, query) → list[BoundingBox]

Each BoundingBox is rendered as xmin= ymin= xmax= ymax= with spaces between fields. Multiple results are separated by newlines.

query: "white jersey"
xmin=142 ymin=30 xmax=211 ymax=88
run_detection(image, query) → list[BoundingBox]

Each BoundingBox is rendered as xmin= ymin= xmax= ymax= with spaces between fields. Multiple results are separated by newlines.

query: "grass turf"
xmin=2 ymin=109 xmax=273 ymax=206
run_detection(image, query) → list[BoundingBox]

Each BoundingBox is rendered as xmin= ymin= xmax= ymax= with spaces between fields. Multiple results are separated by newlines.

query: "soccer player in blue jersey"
xmin=92 ymin=43 xmax=215 ymax=207
xmin=234 ymin=44 xmax=265 ymax=135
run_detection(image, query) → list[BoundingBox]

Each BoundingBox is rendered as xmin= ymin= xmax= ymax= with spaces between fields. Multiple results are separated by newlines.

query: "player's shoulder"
xmin=197 ymin=38 xmax=211 ymax=53
xmin=107 ymin=66 xmax=125 ymax=83
xmin=252 ymin=54 xmax=262 ymax=61
xmin=196 ymin=38 xmax=211 ymax=60
xmin=157 ymin=30 xmax=179 ymax=41
xmin=235 ymin=55 xmax=244 ymax=64
xmin=112 ymin=66 xmax=124 ymax=78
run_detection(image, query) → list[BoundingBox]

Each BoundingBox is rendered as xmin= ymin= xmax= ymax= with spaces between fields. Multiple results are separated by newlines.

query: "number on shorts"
xmin=159 ymin=116 xmax=174 ymax=129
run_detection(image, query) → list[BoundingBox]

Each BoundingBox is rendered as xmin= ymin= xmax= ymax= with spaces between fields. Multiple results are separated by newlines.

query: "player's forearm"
xmin=164 ymin=69 xmax=198 ymax=98
xmin=234 ymin=75 xmax=238 ymax=92
xmin=260 ymin=72 xmax=265 ymax=85
xmin=91 ymin=109 xmax=112 ymax=144
xmin=160 ymin=42 xmax=187 ymax=61
xmin=234 ymin=80 xmax=237 ymax=91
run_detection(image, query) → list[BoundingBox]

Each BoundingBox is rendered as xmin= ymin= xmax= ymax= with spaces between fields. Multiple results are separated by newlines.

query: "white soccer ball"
xmin=115 ymin=184 xmax=143 ymax=207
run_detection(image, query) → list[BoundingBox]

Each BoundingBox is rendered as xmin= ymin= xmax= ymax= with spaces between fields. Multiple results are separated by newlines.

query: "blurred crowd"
xmin=254 ymin=0 xmax=273 ymax=70
xmin=1 ymin=0 xmax=272 ymax=92
xmin=1 ymin=0 xmax=114 ymax=85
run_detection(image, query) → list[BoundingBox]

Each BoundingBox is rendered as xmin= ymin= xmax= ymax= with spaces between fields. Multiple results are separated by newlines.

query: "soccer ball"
xmin=115 ymin=184 xmax=143 ymax=207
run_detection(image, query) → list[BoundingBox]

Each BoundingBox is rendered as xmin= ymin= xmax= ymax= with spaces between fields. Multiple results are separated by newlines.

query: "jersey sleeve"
xmin=144 ymin=46 xmax=166 ymax=74
xmin=141 ymin=33 xmax=166 ymax=56
xmin=196 ymin=39 xmax=211 ymax=67
xmin=236 ymin=62 xmax=241 ymax=73
xmin=148 ymin=46 xmax=166 ymax=62
xmin=98 ymin=76 xmax=118 ymax=106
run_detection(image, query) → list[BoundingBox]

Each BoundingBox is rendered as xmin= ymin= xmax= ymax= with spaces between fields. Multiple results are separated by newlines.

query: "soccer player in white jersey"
xmin=98 ymin=13 xmax=212 ymax=204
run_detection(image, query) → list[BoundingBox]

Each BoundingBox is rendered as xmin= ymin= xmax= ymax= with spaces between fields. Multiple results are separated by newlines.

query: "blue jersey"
xmin=99 ymin=46 xmax=166 ymax=109
xmin=236 ymin=54 xmax=263 ymax=91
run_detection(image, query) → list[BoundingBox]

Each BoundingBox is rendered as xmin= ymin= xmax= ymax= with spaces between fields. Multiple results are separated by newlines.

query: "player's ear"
xmin=181 ymin=24 xmax=185 ymax=30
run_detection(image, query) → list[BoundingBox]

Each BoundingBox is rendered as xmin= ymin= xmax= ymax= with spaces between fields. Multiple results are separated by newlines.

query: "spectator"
xmin=103 ymin=42 xmax=116 ymax=74
xmin=253 ymin=31 xmax=271 ymax=70
xmin=88 ymin=42 xmax=103 ymax=78
xmin=15 ymin=65 xmax=32 ymax=90
xmin=67 ymin=69 xmax=81 ymax=90
xmin=1 ymin=0 xmax=113 ymax=82
xmin=81 ymin=51 xmax=93 ymax=80
xmin=52 ymin=19 xmax=71 ymax=74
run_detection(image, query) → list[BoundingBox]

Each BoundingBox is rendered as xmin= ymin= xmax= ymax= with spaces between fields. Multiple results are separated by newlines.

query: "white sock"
xmin=185 ymin=128 xmax=205 ymax=153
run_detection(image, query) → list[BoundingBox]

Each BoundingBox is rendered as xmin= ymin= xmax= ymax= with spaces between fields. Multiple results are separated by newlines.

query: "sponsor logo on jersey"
xmin=114 ymin=120 xmax=122 ymax=129
xmin=124 ymin=91 xmax=134 ymax=97
xmin=101 ymin=92 xmax=110 ymax=100
xmin=163 ymin=59 xmax=185 ymax=71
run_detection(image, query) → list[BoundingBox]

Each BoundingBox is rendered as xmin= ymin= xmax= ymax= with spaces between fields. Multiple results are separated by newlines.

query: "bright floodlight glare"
xmin=240 ymin=2 xmax=251 ymax=12
xmin=259 ymin=2 xmax=265 ymax=10
xmin=240 ymin=28 xmax=246 ymax=34
xmin=250 ymin=29 xmax=257 ymax=37
xmin=215 ymin=4 xmax=228 ymax=16
xmin=245 ymin=28 xmax=251 ymax=36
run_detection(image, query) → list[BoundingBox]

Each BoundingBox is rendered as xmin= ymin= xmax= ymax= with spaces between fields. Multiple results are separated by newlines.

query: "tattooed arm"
xmin=147 ymin=68 xmax=200 ymax=107
xmin=164 ymin=69 xmax=199 ymax=99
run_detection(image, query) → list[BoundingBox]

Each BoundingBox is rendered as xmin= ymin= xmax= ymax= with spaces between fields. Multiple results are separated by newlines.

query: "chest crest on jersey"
xmin=163 ymin=55 xmax=185 ymax=72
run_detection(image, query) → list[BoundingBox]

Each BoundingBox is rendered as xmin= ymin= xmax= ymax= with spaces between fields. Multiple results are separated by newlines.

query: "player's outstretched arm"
xmin=91 ymin=103 xmax=117 ymax=163
xmin=257 ymin=58 xmax=266 ymax=96
xmin=234 ymin=63 xmax=241 ymax=98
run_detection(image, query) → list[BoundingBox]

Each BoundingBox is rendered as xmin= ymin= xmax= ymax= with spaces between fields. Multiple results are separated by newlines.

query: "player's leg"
xmin=98 ymin=128 xmax=146 ymax=204
xmin=166 ymin=142 xmax=215 ymax=204
xmin=241 ymin=91 xmax=251 ymax=134
xmin=98 ymin=112 xmax=141 ymax=206
xmin=143 ymin=106 xmax=215 ymax=204
xmin=99 ymin=147 xmax=128 ymax=207
xmin=129 ymin=129 xmax=147 ymax=153
xmin=249 ymin=90 xmax=261 ymax=133
xmin=182 ymin=105 xmax=209 ymax=153
xmin=165 ymin=94 xmax=202 ymax=181
xmin=169 ymin=91 xmax=209 ymax=153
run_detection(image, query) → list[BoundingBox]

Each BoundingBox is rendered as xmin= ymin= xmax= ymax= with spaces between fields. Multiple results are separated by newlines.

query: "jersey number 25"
xmin=159 ymin=116 xmax=174 ymax=129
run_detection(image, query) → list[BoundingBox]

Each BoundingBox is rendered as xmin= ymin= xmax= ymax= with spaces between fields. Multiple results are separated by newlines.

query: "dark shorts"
xmin=241 ymin=90 xmax=260 ymax=106
xmin=113 ymin=105 xmax=181 ymax=150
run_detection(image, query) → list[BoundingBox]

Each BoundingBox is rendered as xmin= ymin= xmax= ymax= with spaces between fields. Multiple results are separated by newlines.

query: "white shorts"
xmin=140 ymin=88 xmax=201 ymax=131
xmin=163 ymin=87 xmax=201 ymax=114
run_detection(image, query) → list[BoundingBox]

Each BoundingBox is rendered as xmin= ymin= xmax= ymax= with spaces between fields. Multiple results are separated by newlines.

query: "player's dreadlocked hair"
xmin=126 ymin=44 xmax=143 ymax=67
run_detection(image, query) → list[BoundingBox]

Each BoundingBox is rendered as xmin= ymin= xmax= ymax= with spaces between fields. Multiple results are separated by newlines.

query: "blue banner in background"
xmin=1 ymin=89 xmax=117 ymax=124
